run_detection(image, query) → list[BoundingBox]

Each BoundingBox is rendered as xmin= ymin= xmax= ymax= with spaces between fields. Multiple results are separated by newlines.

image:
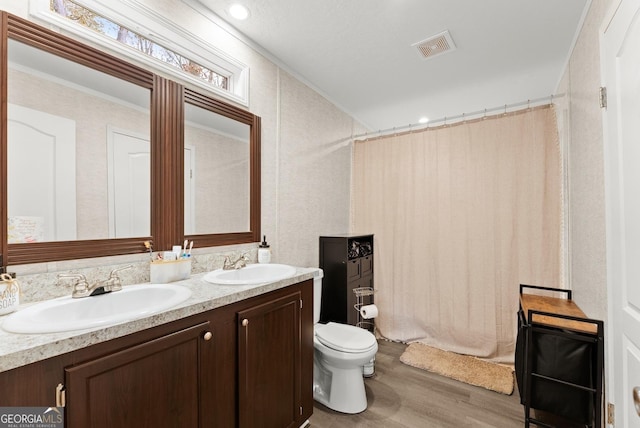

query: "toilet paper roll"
xmin=359 ymin=304 xmax=378 ymax=320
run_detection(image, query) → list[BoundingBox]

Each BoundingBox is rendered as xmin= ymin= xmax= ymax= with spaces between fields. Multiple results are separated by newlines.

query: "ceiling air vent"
xmin=412 ymin=30 xmax=456 ymax=60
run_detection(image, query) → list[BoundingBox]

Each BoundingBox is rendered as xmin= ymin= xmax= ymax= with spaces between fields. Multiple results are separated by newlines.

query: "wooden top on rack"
xmin=519 ymin=293 xmax=598 ymax=334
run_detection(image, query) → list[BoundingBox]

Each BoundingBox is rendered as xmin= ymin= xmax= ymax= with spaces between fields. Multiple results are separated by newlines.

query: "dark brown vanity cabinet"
xmin=239 ymin=290 xmax=309 ymax=428
xmin=0 ymin=280 xmax=313 ymax=428
xmin=319 ymin=234 xmax=374 ymax=327
xmin=65 ymin=322 xmax=210 ymax=427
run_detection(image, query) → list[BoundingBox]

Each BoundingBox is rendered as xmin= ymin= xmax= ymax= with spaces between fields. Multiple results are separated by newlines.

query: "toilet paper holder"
xmin=353 ymin=287 xmax=376 ymax=333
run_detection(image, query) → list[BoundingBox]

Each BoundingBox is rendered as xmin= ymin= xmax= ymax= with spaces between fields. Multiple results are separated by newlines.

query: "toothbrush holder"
xmin=150 ymin=259 xmax=192 ymax=284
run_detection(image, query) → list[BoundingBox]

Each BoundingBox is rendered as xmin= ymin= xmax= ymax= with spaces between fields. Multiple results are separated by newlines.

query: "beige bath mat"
xmin=399 ymin=342 xmax=514 ymax=395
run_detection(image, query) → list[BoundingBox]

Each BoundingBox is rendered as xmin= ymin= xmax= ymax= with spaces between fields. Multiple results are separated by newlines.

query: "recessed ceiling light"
xmin=419 ymin=117 xmax=429 ymax=124
xmin=228 ymin=3 xmax=250 ymax=20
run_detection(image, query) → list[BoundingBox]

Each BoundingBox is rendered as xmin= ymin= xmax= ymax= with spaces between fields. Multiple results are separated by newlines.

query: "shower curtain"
xmin=351 ymin=105 xmax=561 ymax=362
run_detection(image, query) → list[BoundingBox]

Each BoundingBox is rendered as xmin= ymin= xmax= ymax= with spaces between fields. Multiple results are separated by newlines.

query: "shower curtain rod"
xmin=352 ymin=93 xmax=562 ymax=141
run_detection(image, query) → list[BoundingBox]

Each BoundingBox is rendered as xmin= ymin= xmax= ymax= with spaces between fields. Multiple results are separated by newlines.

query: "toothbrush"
xmin=187 ymin=241 xmax=194 ymax=256
xmin=143 ymin=241 xmax=153 ymax=260
xmin=183 ymin=239 xmax=188 ymax=257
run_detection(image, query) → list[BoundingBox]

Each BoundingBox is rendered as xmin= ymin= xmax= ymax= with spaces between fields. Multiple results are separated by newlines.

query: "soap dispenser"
xmin=258 ymin=235 xmax=271 ymax=264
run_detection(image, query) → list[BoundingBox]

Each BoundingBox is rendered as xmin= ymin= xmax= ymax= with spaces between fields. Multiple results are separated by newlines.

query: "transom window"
xmin=50 ymin=0 xmax=230 ymax=91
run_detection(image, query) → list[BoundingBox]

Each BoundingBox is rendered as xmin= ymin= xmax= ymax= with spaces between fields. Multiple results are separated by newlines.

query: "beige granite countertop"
xmin=0 ymin=267 xmax=317 ymax=373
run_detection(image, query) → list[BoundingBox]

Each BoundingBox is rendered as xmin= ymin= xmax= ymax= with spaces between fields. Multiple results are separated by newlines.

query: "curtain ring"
xmin=462 ymin=113 xmax=466 ymax=123
xmin=503 ymin=104 xmax=507 ymax=115
xmin=527 ymin=99 xmax=531 ymax=110
xmin=483 ymin=108 xmax=487 ymax=120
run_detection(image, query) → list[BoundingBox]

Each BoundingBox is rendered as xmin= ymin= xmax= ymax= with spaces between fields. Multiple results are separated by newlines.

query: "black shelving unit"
xmin=319 ymin=234 xmax=374 ymax=329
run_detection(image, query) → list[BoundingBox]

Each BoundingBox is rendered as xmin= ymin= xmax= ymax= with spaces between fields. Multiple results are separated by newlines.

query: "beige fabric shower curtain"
xmin=352 ymin=106 xmax=561 ymax=362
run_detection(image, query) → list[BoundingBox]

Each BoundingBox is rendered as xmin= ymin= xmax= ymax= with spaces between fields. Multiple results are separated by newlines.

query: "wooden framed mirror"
xmin=0 ymin=13 xmax=260 ymax=266
xmin=183 ymin=88 xmax=261 ymax=249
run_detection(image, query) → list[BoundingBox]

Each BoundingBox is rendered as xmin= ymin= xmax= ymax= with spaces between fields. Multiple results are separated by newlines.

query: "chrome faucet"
xmin=223 ymin=253 xmax=249 ymax=270
xmin=58 ymin=265 xmax=133 ymax=298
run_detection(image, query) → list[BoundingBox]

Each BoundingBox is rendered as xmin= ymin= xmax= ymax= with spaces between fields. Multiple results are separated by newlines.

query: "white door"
xmin=184 ymin=146 xmax=196 ymax=235
xmin=108 ymin=127 xmax=195 ymax=238
xmin=107 ymin=127 xmax=151 ymax=238
xmin=108 ymin=127 xmax=150 ymax=238
xmin=8 ymin=104 xmax=77 ymax=242
xmin=602 ymin=1 xmax=640 ymax=425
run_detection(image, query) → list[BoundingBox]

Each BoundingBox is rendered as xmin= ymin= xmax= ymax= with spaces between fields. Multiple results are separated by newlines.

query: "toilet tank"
xmin=313 ymin=268 xmax=324 ymax=324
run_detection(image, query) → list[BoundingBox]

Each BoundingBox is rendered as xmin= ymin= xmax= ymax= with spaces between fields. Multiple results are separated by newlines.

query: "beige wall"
xmin=556 ymin=0 xmax=609 ymax=321
xmin=277 ymin=71 xmax=359 ymax=267
xmin=0 ymin=0 xmax=361 ymax=296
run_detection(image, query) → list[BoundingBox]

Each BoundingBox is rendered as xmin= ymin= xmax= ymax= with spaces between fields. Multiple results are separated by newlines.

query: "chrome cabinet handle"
xmin=634 ymin=386 xmax=640 ymax=417
xmin=203 ymin=331 xmax=213 ymax=341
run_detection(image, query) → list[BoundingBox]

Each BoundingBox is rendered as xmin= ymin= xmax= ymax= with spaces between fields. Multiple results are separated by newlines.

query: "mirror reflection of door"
xmin=108 ymin=127 xmax=149 ymax=238
xmin=107 ymin=127 xmax=195 ymax=238
xmin=8 ymin=104 xmax=77 ymax=243
xmin=184 ymin=146 xmax=196 ymax=235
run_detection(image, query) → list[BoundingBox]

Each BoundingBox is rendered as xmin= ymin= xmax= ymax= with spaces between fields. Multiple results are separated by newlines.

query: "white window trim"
xmin=29 ymin=0 xmax=250 ymax=107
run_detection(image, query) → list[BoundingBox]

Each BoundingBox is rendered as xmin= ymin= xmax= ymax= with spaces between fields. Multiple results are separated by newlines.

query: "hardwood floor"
xmin=309 ymin=340 xmax=525 ymax=428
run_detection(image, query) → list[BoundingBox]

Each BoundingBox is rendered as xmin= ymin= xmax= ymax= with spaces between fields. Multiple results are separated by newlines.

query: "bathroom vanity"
xmin=0 ymin=272 xmax=314 ymax=428
xmin=0 ymin=11 xmax=316 ymax=426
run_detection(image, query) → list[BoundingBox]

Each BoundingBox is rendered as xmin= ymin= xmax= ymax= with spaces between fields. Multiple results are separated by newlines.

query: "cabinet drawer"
xmin=360 ymin=256 xmax=373 ymax=277
xmin=347 ymin=259 xmax=361 ymax=281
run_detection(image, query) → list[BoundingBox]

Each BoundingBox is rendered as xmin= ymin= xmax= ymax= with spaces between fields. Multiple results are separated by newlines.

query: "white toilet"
xmin=312 ymin=269 xmax=378 ymax=414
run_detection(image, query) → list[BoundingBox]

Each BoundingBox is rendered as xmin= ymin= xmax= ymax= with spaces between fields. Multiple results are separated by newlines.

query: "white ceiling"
xmin=199 ymin=0 xmax=589 ymax=131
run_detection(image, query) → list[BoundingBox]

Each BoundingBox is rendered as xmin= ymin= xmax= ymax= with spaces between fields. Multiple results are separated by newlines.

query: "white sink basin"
xmin=1 ymin=283 xmax=192 ymax=334
xmin=203 ymin=263 xmax=297 ymax=285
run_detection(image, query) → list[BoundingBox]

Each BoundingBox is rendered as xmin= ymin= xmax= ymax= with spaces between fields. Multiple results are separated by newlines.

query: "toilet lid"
xmin=315 ymin=322 xmax=377 ymax=353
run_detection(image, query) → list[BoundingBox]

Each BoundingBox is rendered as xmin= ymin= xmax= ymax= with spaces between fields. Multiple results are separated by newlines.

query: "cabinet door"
xmin=360 ymin=255 xmax=373 ymax=277
xmin=238 ymin=291 xmax=301 ymax=428
xmin=347 ymin=258 xmax=361 ymax=281
xmin=65 ymin=322 xmax=211 ymax=428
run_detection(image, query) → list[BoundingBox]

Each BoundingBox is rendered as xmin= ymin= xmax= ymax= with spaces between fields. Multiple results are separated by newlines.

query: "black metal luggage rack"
xmin=516 ymin=284 xmax=604 ymax=428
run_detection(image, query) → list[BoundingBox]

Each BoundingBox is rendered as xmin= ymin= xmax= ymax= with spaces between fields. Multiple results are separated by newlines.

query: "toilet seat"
xmin=315 ymin=322 xmax=377 ymax=353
